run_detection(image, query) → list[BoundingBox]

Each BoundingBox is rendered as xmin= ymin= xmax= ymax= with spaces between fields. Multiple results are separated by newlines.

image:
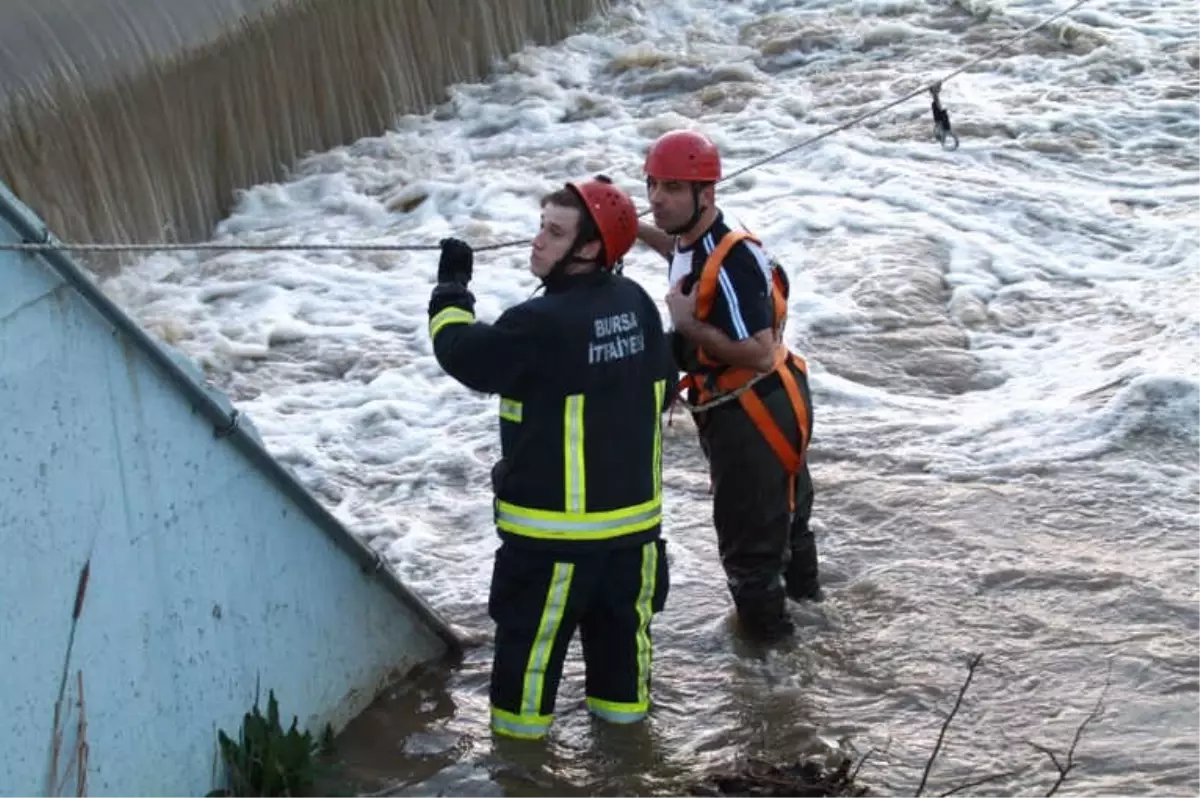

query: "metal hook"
xmin=929 ymin=83 xmax=960 ymax=151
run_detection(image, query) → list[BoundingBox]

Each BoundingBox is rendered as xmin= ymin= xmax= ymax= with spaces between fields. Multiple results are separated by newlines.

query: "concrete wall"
xmin=0 ymin=182 xmax=459 ymax=796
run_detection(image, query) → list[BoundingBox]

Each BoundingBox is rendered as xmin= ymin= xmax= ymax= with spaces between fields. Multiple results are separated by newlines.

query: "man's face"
xmin=647 ymin=177 xmax=710 ymax=233
xmin=531 ymin=203 xmax=581 ymax=277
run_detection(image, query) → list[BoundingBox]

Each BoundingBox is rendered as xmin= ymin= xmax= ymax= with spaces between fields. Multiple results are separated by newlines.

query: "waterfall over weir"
xmin=0 ymin=0 xmax=609 ymax=261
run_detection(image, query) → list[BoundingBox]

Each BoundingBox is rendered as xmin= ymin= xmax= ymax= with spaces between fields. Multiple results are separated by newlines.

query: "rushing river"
xmin=103 ymin=0 xmax=1199 ymax=793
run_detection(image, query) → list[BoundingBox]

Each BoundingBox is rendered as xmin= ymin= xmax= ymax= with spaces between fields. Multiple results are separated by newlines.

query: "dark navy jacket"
xmin=428 ymin=270 xmax=674 ymax=552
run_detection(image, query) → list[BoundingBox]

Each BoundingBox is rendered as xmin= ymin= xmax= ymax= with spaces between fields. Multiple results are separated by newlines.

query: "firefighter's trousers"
xmin=487 ymin=537 xmax=669 ymax=740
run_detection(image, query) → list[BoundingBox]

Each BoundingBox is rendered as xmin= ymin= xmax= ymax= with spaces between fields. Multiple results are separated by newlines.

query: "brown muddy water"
xmin=323 ymin=376 xmax=1197 ymax=796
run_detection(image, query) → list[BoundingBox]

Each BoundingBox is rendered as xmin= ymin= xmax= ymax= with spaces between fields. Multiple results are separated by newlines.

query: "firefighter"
xmin=427 ymin=176 xmax=674 ymax=740
xmin=636 ymin=130 xmax=822 ymax=644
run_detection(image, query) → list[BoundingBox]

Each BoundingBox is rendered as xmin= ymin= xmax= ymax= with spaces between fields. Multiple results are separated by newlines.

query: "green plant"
xmin=208 ymin=689 xmax=334 ymax=797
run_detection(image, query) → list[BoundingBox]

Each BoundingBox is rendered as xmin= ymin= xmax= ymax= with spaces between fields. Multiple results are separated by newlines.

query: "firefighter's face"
xmin=647 ymin=178 xmax=712 ymax=233
xmin=531 ymin=203 xmax=580 ymax=277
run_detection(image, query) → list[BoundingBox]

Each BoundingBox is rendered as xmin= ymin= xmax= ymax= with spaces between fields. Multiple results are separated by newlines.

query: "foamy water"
xmin=103 ymin=0 xmax=1198 ymax=793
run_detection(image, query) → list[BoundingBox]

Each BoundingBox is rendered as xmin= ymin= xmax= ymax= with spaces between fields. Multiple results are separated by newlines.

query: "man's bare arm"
xmin=637 ymin=220 xmax=674 ymax=261
xmin=677 ymin=319 xmax=775 ymax=373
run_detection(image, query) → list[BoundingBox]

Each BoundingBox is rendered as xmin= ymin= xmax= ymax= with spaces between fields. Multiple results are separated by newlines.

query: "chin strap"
xmin=664 ymin=184 xmax=706 ymax=236
xmin=539 ymin=222 xmax=602 ymax=290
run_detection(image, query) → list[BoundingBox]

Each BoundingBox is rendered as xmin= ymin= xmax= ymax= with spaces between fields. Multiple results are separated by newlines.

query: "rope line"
xmin=0 ymin=0 xmax=1092 ymax=257
xmin=720 ymin=0 xmax=1091 ymax=182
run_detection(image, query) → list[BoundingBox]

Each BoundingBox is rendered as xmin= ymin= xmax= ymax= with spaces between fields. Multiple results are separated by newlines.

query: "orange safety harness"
xmin=672 ymin=230 xmax=812 ymax=509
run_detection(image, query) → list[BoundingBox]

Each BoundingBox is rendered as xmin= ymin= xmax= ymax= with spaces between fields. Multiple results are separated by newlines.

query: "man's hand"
xmin=665 ymin=279 xmax=698 ymax=332
xmin=437 ymin=238 xmax=474 ymax=286
xmin=668 ymin=278 xmax=777 ymax=373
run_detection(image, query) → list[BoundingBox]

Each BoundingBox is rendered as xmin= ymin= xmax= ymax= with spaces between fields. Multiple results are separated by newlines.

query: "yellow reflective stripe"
xmin=635 ymin=540 xmax=657 ymax=706
xmin=428 ymin=306 xmax=474 ymax=339
xmin=495 ymin=497 xmax=661 ymax=541
xmin=499 ymin=397 xmax=523 ymax=423
xmin=563 ymin=394 xmax=585 ymax=512
xmin=586 ymin=697 xmax=648 ymax=724
xmin=490 ymin=707 xmax=552 ymax=739
xmin=652 ymin=379 xmax=665 ymax=497
xmin=521 ymin=562 xmax=573 ymax=718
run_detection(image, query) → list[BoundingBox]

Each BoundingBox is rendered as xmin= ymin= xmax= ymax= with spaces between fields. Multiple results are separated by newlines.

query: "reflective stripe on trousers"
xmin=490 ymin=541 xmax=663 ymax=738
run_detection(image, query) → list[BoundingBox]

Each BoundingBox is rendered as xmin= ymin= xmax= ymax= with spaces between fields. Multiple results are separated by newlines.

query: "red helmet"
xmin=643 ymin=130 xmax=722 ymax=182
xmin=567 ymin=177 xmax=639 ymax=271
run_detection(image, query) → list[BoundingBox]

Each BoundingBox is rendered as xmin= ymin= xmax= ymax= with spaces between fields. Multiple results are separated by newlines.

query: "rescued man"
xmin=427 ymin=176 xmax=674 ymax=739
xmin=636 ymin=130 xmax=821 ymax=644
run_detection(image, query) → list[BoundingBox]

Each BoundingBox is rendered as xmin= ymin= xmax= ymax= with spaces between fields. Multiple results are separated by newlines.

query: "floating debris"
xmin=688 ymin=754 xmax=869 ymax=797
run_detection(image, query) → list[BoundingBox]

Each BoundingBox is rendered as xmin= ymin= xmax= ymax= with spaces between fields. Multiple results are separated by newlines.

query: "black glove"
xmin=437 ymin=237 xmax=473 ymax=286
xmin=428 ymin=282 xmax=475 ymax=318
